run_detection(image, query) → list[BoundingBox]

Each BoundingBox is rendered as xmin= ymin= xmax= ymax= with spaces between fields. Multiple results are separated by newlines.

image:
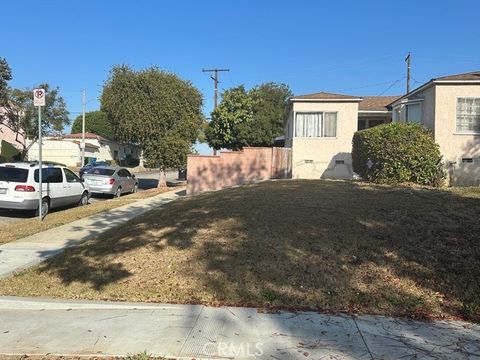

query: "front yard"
xmin=0 ymin=180 xmax=478 ymax=321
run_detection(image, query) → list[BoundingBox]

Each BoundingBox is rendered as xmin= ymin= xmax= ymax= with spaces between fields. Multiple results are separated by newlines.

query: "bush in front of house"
xmin=352 ymin=123 xmax=445 ymax=186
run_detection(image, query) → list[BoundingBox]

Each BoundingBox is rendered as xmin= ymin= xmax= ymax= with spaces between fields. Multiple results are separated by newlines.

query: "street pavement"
xmin=0 ymin=187 xmax=184 ymax=278
xmin=0 ymin=170 xmax=178 ymax=224
xmin=0 ymin=296 xmax=478 ymax=359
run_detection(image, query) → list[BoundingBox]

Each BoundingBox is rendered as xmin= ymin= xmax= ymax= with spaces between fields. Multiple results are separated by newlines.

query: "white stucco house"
xmin=284 ymin=93 xmax=399 ymax=180
xmin=284 ymin=70 xmax=480 ymax=186
xmin=27 ymin=132 xmax=140 ymax=167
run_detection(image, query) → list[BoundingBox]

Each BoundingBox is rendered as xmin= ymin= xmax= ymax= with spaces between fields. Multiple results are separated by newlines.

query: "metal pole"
xmin=81 ymin=89 xmax=86 ymax=166
xmin=406 ymin=52 xmax=411 ymax=94
xmin=38 ymin=105 xmax=42 ymax=221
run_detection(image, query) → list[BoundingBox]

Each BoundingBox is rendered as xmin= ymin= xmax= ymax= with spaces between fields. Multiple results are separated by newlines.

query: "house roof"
xmin=64 ymin=132 xmax=107 ymax=141
xmin=71 ymin=140 xmax=100 ymax=149
xmin=389 ymin=70 xmax=480 ymax=107
xmin=290 ymin=92 xmax=363 ymax=101
xmin=433 ymin=70 xmax=480 ymax=81
xmin=358 ymin=96 xmax=401 ymax=111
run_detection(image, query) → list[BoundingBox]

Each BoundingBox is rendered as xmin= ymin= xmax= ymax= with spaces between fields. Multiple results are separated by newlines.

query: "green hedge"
xmin=352 ymin=123 xmax=445 ymax=186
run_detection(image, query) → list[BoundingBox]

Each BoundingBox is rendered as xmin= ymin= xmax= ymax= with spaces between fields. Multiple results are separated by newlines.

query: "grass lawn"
xmin=0 ymin=180 xmax=479 ymax=322
xmin=0 ymin=188 xmax=170 ymax=245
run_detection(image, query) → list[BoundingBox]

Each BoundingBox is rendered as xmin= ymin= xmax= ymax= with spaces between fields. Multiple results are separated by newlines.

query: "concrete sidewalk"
xmin=0 ymin=297 xmax=478 ymax=359
xmin=0 ymin=188 xmax=185 ymax=278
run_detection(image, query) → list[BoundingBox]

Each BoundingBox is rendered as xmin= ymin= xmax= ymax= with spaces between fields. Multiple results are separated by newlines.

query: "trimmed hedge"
xmin=352 ymin=123 xmax=445 ymax=186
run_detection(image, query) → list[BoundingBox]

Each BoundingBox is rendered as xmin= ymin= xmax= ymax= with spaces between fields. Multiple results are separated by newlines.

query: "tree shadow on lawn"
xmin=25 ymin=180 xmax=480 ymax=322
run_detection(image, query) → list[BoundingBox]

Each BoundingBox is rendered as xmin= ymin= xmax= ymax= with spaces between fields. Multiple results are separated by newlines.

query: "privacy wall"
xmin=187 ymin=147 xmax=291 ymax=195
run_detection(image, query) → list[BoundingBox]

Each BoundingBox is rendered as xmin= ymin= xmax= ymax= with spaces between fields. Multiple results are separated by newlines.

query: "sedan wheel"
xmin=115 ymin=187 xmax=122 ymax=198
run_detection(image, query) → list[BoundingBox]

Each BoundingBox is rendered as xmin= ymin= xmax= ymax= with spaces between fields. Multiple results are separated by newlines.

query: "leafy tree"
xmin=2 ymin=83 xmax=69 ymax=158
xmin=71 ymin=110 xmax=114 ymax=139
xmin=205 ymin=82 xmax=292 ymax=150
xmin=101 ymin=65 xmax=204 ymax=187
xmin=0 ymin=58 xmax=12 ymax=106
xmin=206 ymin=85 xmax=255 ymax=150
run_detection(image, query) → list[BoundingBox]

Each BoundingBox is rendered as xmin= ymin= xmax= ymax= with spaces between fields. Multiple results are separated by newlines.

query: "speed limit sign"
xmin=33 ymin=88 xmax=45 ymax=106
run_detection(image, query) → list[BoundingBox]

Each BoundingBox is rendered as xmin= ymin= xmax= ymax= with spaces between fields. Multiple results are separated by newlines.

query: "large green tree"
xmin=0 ymin=57 xmax=12 ymax=106
xmin=101 ymin=65 xmax=204 ymax=187
xmin=2 ymin=83 xmax=69 ymax=158
xmin=206 ymin=85 xmax=255 ymax=151
xmin=71 ymin=110 xmax=114 ymax=139
xmin=206 ymin=82 xmax=292 ymax=150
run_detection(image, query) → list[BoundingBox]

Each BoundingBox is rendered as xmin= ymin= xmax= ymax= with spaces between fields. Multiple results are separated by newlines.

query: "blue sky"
xmin=3 ymin=0 xmax=480 ymax=154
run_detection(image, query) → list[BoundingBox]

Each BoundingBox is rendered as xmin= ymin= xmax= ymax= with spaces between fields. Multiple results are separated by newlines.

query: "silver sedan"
xmin=82 ymin=167 xmax=138 ymax=198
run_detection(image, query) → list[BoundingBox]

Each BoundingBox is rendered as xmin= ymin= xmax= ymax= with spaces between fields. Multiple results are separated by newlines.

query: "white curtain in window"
xmin=324 ymin=112 xmax=337 ymax=137
xmin=296 ymin=113 xmax=323 ymax=137
xmin=457 ymin=98 xmax=480 ymax=132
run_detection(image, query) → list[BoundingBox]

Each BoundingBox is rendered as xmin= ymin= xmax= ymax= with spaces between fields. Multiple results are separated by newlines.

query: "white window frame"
xmin=294 ymin=112 xmax=338 ymax=138
xmin=456 ymin=97 xmax=480 ymax=134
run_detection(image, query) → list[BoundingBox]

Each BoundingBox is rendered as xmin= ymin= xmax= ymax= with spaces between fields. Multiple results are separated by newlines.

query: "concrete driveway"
xmin=0 ymin=170 xmax=179 ymax=222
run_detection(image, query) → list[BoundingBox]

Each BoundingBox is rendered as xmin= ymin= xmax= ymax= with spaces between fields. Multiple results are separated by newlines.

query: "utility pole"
xmin=405 ymin=52 xmax=411 ymax=94
xmin=202 ymin=68 xmax=230 ymax=155
xmin=202 ymin=68 xmax=230 ymax=108
xmin=81 ymin=89 xmax=86 ymax=166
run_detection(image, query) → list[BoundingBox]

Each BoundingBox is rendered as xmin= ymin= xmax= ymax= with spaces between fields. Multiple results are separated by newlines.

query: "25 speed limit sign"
xmin=33 ymin=88 xmax=45 ymax=106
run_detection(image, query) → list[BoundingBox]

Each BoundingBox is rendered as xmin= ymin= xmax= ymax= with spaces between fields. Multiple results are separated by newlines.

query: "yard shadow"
xmin=26 ymin=180 xmax=480 ymax=326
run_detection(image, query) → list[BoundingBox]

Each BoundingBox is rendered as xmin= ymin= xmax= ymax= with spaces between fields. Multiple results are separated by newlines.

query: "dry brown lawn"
xmin=0 ymin=180 xmax=479 ymax=322
xmin=0 ymin=188 xmax=169 ymax=245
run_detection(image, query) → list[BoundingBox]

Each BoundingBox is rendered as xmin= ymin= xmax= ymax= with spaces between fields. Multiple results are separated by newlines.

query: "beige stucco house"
xmin=27 ymin=132 xmax=140 ymax=167
xmin=389 ymin=71 xmax=480 ymax=186
xmin=284 ymin=93 xmax=398 ymax=179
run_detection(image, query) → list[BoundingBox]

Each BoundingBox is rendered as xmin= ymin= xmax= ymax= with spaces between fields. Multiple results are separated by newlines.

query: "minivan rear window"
xmin=0 ymin=167 xmax=29 ymax=183
xmin=86 ymin=168 xmax=115 ymax=176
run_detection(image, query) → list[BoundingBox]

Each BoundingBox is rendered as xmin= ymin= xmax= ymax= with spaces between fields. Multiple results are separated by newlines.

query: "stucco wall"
xmin=187 ymin=147 xmax=274 ymax=195
xmin=28 ymin=140 xmax=82 ymax=167
xmin=434 ymin=85 xmax=480 ymax=185
xmin=290 ymin=101 xmax=359 ymax=179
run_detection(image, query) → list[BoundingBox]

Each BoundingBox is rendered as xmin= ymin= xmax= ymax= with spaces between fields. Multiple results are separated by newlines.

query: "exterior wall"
xmin=290 ymin=101 xmax=359 ymax=179
xmin=187 ymin=147 xmax=276 ymax=195
xmin=0 ymin=109 xmax=25 ymax=150
xmin=28 ymin=140 xmax=82 ymax=167
xmin=434 ymin=85 xmax=480 ymax=186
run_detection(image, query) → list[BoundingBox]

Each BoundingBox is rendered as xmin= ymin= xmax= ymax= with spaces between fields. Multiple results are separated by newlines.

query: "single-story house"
xmin=284 ymin=70 xmax=480 ymax=186
xmin=27 ymin=133 xmax=140 ymax=167
xmin=284 ymin=93 xmax=399 ymax=179
xmin=389 ymin=71 xmax=480 ymax=186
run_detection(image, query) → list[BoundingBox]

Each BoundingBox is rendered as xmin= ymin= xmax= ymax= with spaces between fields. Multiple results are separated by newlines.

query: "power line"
xmin=378 ymin=79 xmax=402 ymax=96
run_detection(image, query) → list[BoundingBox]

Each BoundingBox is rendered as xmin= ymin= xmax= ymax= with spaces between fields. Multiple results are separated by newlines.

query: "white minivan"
xmin=0 ymin=162 xmax=90 ymax=217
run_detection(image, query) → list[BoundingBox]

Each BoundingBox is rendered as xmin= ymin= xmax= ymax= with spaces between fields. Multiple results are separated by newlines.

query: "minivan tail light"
xmin=15 ymin=185 xmax=36 ymax=192
xmin=107 ymin=178 xmax=115 ymax=185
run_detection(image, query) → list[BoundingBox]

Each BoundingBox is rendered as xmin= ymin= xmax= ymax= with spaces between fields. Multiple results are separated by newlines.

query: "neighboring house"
xmin=389 ymin=71 xmax=480 ymax=186
xmin=27 ymin=132 xmax=140 ymax=166
xmin=0 ymin=107 xmax=25 ymax=151
xmin=284 ymin=93 xmax=399 ymax=179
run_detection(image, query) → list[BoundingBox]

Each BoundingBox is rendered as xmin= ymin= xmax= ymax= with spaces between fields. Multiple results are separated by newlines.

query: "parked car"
xmin=82 ymin=166 xmax=138 ymax=198
xmin=0 ymin=162 xmax=90 ymax=217
xmin=79 ymin=161 xmax=110 ymax=177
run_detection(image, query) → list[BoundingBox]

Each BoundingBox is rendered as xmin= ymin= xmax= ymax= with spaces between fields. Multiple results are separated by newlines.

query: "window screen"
xmin=457 ymin=98 xmax=480 ymax=133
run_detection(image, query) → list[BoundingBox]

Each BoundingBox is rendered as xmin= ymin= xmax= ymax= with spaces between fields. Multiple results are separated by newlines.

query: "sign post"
xmin=34 ymin=89 xmax=45 ymax=221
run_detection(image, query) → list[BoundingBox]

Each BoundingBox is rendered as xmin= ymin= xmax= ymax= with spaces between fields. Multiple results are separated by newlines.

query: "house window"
xmin=393 ymin=106 xmax=401 ymax=122
xmin=406 ymin=103 xmax=421 ymax=123
xmin=457 ymin=98 xmax=480 ymax=133
xmin=295 ymin=112 xmax=337 ymax=138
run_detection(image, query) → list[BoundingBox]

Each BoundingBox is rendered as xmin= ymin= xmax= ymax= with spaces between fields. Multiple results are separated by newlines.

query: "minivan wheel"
xmin=35 ymin=198 xmax=50 ymax=218
xmin=79 ymin=192 xmax=89 ymax=206
xmin=114 ymin=187 xmax=122 ymax=198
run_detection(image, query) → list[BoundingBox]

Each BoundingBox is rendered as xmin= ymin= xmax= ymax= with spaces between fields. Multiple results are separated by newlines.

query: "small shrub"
xmin=352 ymin=123 xmax=445 ymax=186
